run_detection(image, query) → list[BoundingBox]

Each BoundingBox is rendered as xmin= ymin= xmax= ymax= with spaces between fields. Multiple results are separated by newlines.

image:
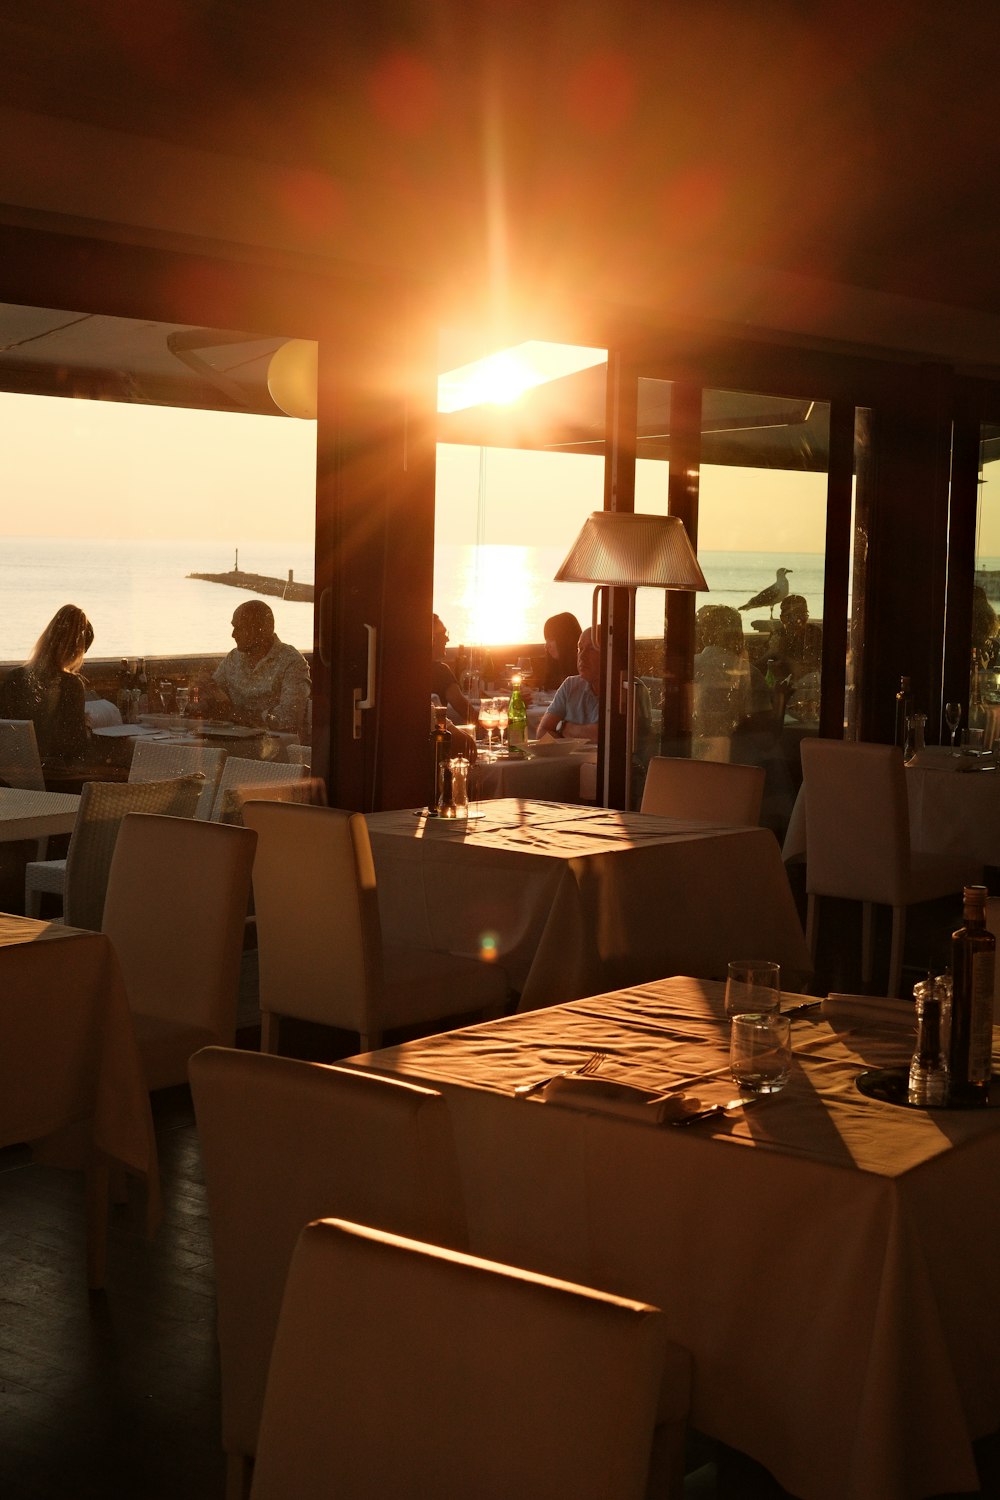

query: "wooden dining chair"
xmin=801 ymin=738 xmax=977 ymax=996
xmin=129 ymin=738 xmax=227 ymax=819
xmin=24 ymin=774 xmax=205 ymax=930
xmin=640 ymin=755 xmax=765 ymax=825
xmin=250 ymin=1217 xmax=689 ymax=1500
xmin=102 ymin=814 xmax=257 ymax=1090
xmin=242 ymin=800 xmax=510 ymax=1054
xmin=189 ymin=1046 xmax=467 ymax=1500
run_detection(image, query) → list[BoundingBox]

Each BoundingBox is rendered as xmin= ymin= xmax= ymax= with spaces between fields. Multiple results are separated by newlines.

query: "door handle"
xmin=352 ymin=623 xmax=377 ymax=739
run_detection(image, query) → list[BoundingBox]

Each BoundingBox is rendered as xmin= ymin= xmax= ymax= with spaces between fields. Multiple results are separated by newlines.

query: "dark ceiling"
xmin=1 ymin=2 xmax=999 ymax=322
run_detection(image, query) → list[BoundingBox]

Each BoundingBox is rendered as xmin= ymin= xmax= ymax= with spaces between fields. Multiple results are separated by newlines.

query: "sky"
xmin=2 ymin=381 xmax=997 ymax=559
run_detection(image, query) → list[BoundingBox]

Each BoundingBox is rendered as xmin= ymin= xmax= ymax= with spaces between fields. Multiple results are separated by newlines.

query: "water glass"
xmin=730 ymin=1012 xmax=792 ymax=1094
xmin=724 ymin=960 xmax=781 ymax=1018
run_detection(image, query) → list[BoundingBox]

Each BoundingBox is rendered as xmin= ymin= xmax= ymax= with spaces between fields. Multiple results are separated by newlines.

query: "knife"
xmin=668 ymin=1095 xmax=756 ymax=1127
xmin=783 ymin=1000 xmax=822 ymax=1020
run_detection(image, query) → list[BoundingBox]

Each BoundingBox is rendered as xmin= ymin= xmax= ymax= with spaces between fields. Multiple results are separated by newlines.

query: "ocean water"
xmin=433 ymin=545 xmax=831 ymax=648
xmin=0 ymin=537 xmax=316 ymax=662
xmin=4 ymin=536 xmax=952 ymax=663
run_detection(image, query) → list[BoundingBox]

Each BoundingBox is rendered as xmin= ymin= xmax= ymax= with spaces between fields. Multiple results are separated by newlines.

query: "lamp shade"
xmin=555 ymin=512 xmax=708 ymax=591
xmin=267 ymin=339 xmax=318 ymax=419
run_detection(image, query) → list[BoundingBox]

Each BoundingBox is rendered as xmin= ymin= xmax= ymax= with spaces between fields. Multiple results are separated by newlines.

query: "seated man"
xmin=204 ymin=600 xmax=311 ymax=730
xmin=536 ymin=627 xmax=600 ymax=742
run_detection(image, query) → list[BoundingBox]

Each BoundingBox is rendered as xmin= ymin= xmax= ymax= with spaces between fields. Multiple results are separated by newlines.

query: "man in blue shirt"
xmin=537 ymin=626 xmax=600 ymax=741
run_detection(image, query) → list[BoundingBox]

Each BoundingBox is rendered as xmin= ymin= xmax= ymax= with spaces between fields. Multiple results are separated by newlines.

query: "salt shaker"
xmin=908 ymin=974 xmax=951 ymax=1105
xmin=450 ymin=755 xmax=469 ymax=817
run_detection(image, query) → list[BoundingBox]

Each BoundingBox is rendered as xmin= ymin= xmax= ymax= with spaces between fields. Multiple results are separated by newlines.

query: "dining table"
xmin=469 ymin=745 xmax=594 ymax=803
xmin=365 ymin=798 xmax=813 ymax=1008
xmin=783 ymin=743 xmax=1000 ymax=868
xmin=350 ymin=975 xmax=1000 ymax=1500
xmin=93 ymin=715 xmax=298 ymax=764
xmin=0 ymin=785 xmax=79 ymax=843
xmin=0 ymin=912 xmax=160 ymax=1288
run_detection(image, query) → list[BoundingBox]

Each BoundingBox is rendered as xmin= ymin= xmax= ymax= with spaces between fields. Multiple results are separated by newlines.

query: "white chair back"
xmin=129 ymin=739 xmax=227 ymax=819
xmin=0 ymin=718 xmax=45 ymax=790
xmin=640 ymin=756 xmax=765 ymax=825
xmin=189 ymin=1047 xmax=467 ymax=1496
xmin=801 ymin=739 xmax=910 ymax=906
xmin=250 ymin=1217 xmax=676 ymax=1500
xmin=799 ymin=738 xmax=975 ymax=996
xmin=102 ymin=815 xmax=257 ymax=1089
xmin=242 ymin=802 xmax=383 ymax=1041
xmin=210 ymin=756 xmax=307 ymax=822
xmin=242 ymin=800 xmax=508 ymax=1051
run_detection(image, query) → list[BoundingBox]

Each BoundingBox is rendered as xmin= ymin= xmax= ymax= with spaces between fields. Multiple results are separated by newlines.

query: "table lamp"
xmin=555 ymin=511 xmax=708 ymax=801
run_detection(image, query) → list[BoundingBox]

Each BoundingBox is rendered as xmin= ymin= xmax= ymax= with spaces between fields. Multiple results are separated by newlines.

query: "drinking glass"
xmin=479 ymin=699 xmax=499 ymax=759
xmin=495 ymin=699 xmax=509 ymax=753
xmin=724 ymin=959 xmax=781 ymax=1018
xmin=945 ymin=701 xmax=962 ymax=749
xmin=730 ymin=1012 xmax=792 ymax=1094
xmin=175 ymin=686 xmax=190 ymax=716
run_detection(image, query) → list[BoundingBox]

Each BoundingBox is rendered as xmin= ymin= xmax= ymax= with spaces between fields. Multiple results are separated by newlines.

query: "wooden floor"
xmin=3 ymin=887 xmax=1000 ymax=1499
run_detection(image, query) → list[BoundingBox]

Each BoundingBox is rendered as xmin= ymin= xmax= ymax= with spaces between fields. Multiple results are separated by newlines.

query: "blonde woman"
xmin=0 ymin=603 xmax=95 ymax=761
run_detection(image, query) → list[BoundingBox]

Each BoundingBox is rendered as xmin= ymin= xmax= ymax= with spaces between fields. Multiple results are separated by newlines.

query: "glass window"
xmin=971 ymin=421 xmax=1000 ymax=736
xmin=435 ymin=338 xmax=606 ymax=724
xmin=0 ymin=305 xmax=317 ymax=777
xmin=636 ymin=382 xmax=830 ymax=833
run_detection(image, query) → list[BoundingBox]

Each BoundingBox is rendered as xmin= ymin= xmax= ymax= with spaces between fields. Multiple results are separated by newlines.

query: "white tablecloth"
xmin=352 ymin=975 xmax=1000 ymax=1500
xmin=366 ymin=799 xmax=813 ymax=1007
xmin=783 ymin=746 xmax=1000 ymax=866
xmin=470 ymin=750 xmax=591 ymax=803
xmin=0 ymin=912 xmax=160 ymax=1283
xmin=0 ymin=786 xmax=79 ymax=842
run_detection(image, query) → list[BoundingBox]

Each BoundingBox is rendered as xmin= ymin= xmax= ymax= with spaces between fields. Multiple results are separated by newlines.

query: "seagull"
xmin=738 ymin=567 xmax=792 ymax=618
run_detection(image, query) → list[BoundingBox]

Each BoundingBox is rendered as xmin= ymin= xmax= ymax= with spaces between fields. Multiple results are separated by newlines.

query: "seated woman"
xmin=0 ymin=603 xmax=95 ymax=763
xmin=541 ymin=611 xmax=582 ymax=692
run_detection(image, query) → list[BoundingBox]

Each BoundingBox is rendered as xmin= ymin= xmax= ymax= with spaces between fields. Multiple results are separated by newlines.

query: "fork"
xmin=513 ymin=1051 xmax=606 ymax=1099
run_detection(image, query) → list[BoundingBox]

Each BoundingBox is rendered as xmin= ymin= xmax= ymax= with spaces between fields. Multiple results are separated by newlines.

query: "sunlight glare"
xmin=438 ymin=341 xmax=606 ymax=414
xmin=453 ymin=544 xmax=538 ymax=646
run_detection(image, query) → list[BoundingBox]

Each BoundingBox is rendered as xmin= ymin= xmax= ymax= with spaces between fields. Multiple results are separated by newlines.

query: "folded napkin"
xmin=821 ymin=993 xmax=913 ymax=1026
xmin=540 ymin=1074 xmax=689 ymax=1124
xmin=84 ymin=697 xmax=123 ymax=729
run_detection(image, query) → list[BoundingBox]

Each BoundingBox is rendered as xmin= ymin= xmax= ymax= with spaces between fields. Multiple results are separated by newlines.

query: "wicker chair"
xmin=209 ymin=756 xmax=308 ymax=823
xmin=24 ymin=774 xmax=204 ymax=930
xmin=0 ymin=718 xmax=46 ymax=791
xmin=129 ymin=738 xmax=227 ymax=819
xmin=0 ymin=718 xmax=48 ymax=858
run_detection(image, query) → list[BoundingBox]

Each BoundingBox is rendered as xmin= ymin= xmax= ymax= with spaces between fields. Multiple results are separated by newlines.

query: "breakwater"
xmin=187 ymin=567 xmax=314 ymax=603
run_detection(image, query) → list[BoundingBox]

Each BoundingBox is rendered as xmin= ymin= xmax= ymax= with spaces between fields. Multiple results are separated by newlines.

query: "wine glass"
xmin=945 ymin=701 xmax=962 ymax=750
xmin=516 ymin=655 xmax=534 ymax=684
xmin=479 ymin=698 xmax=499 ymax=759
